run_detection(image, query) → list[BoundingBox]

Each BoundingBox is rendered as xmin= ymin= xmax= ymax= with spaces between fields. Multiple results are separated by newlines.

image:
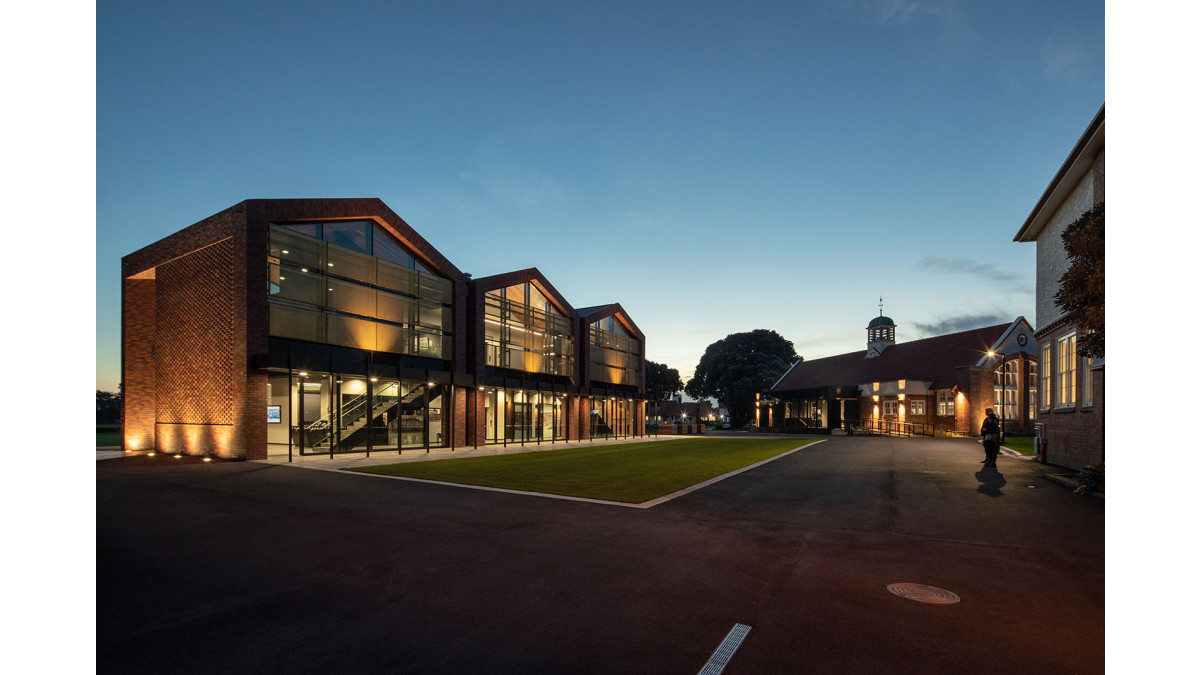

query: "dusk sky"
xmin=95 ymin=0 xmax=1105 ymax=392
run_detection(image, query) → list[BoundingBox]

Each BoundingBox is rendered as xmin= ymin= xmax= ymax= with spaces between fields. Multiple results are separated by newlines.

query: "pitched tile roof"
xmin=771 ymin=323 xmax=1010 ymax=392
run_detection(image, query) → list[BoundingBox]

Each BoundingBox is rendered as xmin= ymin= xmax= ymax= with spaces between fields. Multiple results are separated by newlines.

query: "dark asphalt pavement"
xmin=97 ymin=436 xmax=1103 ymax=674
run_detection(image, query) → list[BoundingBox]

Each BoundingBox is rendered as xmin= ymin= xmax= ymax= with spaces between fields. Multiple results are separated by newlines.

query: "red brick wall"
xmin=153 ymin=239 xmax=238 ymax=457
xmin=958 ymin=366 xmax=993 ymax=436
xmin=1035 ymin=321 xmax=1104 ymax=470
xmin=450 ymin=386 xmax=469 ymax=448
xmin=122 ymin=277 xmax=156 ymax=451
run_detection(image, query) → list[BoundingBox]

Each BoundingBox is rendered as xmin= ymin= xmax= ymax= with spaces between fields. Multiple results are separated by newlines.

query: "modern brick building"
xmin=122 ymin=199 xmax=646 ymax=460
xmin=765 ymin=313 xmax=1038 ymax=438
xmin=1014 ymin=105 xmax=1105 ymax=470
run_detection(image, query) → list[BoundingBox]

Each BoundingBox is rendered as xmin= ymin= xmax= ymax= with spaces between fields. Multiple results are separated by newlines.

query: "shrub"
xmin=1073 ymin=463 xmax=1104 ymax=494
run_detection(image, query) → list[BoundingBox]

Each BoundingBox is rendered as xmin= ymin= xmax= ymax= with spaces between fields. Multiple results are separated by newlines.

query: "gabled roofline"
xmin=471 ymin=267 xmax=576 ymax=318
xmin=974 ymin=316 xmax=1036 ymax=367
xmin=243 ymin=198 xmax=467 ymax=282
xmin=1013 ymin=105 xmax=1105 ymax=243
xmin=578 ymin=302 xmax=644 ymax=341
xmin=770 ymin=358 xmax=805 ymax=390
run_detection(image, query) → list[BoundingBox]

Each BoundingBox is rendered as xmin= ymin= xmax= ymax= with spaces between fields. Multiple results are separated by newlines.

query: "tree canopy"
xmin=1054 ymin=203 xmax=1104 ymax=358
xmin=685 ymin=329 xmax=797 ymax=428
xmin=645 ymin=361 xmax=684 ymax=402
xmin=97 ymin=388 xmax=123 ymax=425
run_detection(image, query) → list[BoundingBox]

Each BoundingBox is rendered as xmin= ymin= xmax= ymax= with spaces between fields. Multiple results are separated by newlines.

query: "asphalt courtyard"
xmin=97 ymin=435 xmax=1104 ymax=674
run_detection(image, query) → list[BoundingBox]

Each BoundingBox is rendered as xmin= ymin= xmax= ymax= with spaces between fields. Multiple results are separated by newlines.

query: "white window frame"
xmin=937 ymin=390 xmax=955 ymax=417
xmin=1028 ymin=360 xmax=1038 ymax=421
xmin=1056 ymin=333 xmax=1077 ymax=408
xmin=1040 ymin=343 xmax=1052 ymax=411
xmin=1082 ymin=356 xmax=1094 ymax=407
xmin=909 ymin=399 xmax=925 ymax=416
xmin=882 ymin=400 xmax=899 ymax=416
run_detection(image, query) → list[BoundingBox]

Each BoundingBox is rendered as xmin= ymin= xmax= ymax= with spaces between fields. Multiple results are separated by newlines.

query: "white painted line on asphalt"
xmin=638 ymin=440 xmax=825 ymax=508
xmin=280 ymin=439 xmax=825 ymax=509
xmin=699 ymin=623 xmax=752 ymax=674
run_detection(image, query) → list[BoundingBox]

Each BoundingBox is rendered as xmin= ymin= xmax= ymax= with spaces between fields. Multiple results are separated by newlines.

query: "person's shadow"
xmin=975 ymin=467 xmax=1007 ymax=497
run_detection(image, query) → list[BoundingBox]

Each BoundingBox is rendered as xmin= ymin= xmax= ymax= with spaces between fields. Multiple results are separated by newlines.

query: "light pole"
xmin=988 ymin=350 xmax=1007 ymax=441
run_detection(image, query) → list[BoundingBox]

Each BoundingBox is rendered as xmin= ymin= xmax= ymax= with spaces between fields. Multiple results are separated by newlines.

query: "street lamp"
xmin=988 ymin=350 xmax=1006 ymax=441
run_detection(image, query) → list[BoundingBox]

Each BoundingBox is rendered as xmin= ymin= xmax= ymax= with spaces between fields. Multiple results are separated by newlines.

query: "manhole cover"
xmin=887 ymin=583 xmax=960 ymax=604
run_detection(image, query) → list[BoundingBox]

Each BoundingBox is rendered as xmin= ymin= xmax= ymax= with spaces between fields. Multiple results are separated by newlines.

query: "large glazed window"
xmin=267 ymin=222 xmax=453 ymax=359
xmin=589 ymin=315 xmax=641 ymax=387
xmin=1056 ymin=334 xmax=1076 ymax=408
xmin=484 ymin=282 xmax=574 ymax=376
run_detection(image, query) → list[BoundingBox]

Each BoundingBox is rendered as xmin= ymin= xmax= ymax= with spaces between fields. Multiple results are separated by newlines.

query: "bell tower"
xmin=866 ymin=298 xmax=895 ymax=358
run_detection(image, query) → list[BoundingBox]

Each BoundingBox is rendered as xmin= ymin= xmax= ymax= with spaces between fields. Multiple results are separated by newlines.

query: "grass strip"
xmin=346 ymin=437 xmax=813 ymax=503
xmin=1002 ymin=436 xmax=1036 ymax=456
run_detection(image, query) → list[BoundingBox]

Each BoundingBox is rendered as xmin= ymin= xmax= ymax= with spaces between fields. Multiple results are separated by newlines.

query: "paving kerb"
xmin=95 ymin=433 xmax=1025 ymax=465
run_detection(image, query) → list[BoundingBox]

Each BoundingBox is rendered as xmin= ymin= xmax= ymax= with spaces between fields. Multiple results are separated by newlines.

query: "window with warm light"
xmin=937 ymin=390 xmax=955 ymax=417
xmin=1040 ymin=343 xmax=1052 ymax=410
xmin=1082 ymin=356 xmax=1093 ymax=407
xmin=994 ymin=360 xmax=1018 ymax=421
xmin=1028 ymin=360 xmax=1038 ymax=420
xmin=266 ymin=222 xmax=453 ymax=359
xmin=882 ymin=400 xmax=899 ymax=416
xmin=589 ymin=314 xmax=642 ymax=387
xmin=484 ymin=282 xmax=574 ymax=376
xmin=909 ymin=399 xmax=925 ymax=416
xmin=1056 ymin=333 xmax=1077 ymax=408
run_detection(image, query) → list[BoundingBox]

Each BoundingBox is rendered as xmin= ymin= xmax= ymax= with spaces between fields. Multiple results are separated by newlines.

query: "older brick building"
xmin=122 ymin=199 xmax=646 ymax=460
xmin=1014 ymin=105 xmax=1105 ymax=470
xmin=766 ymin=313 xmax=1038 ymax=438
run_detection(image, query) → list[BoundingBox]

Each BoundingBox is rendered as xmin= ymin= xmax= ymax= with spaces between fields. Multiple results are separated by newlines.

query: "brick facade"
xmin=1013 ymin=106 xmax=1105 ymax=470
xmin=122 ymin=198 xmax=648 ymax=459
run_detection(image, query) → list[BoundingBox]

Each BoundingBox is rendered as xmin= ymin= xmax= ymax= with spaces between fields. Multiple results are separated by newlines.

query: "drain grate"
xmin=887 ymin=583 xmax=960 ymax=604
xmin=698 ymin=623 xmax=752 ymax=674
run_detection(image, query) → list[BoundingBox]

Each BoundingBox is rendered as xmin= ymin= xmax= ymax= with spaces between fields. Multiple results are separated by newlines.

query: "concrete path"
xmin=97 ymin=435 xmax=1102 ymax=674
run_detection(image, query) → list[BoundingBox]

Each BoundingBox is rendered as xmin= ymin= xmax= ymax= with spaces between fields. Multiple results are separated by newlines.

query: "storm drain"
xmin=886 ymin=583 xmax=960 ymax=604
xmin=698 ymin=623 xmax=751 ymax=674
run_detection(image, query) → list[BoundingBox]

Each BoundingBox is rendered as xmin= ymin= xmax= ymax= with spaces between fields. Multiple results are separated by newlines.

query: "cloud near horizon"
xmin=912 ymin=313 xmax=1011 ymax=337
xmin=916 ymin=256 xmax=1022 ymax=284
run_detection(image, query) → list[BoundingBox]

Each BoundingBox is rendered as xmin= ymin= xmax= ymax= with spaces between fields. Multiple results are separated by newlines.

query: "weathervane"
xmin=878 ymin=296 xmax=884 ymax=317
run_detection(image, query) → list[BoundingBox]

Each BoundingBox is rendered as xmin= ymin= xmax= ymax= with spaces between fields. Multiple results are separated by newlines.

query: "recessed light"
xmin=282 ymin=249 xmax=290 ymax=254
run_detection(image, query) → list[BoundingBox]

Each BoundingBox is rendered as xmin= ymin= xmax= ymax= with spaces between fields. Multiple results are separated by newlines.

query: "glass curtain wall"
xmin=590 ymin=397 xmax=635 ymax=439
xmin=267 ymin=222 xmax=453 ymax=360
xmin=483 ymin=283 xmax=573 ymax=376
xmin=482 ymin=388 xmax=566 ymax=444
xmin=589 ymin=316 xmax=641 ymax=387
xmin=266 ymin=369 xmax=446 ymax=454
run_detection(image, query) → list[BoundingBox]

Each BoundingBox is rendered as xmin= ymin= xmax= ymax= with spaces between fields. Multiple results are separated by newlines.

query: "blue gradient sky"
xmin=96 ymin=0 xmax=1104 ymax=392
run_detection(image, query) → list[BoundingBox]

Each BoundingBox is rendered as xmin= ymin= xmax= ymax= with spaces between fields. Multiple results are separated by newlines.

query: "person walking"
xmin=980 ymin=408 xmax=1001 ymax=467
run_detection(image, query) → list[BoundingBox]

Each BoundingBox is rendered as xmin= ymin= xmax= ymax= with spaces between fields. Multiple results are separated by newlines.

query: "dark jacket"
xmin=981 ymin=415 xmax=1000 ymax=441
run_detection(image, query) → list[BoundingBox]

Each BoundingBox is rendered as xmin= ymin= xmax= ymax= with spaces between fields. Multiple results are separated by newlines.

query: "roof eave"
xmin=1013 ymin=105 xmax=1105 ymax=243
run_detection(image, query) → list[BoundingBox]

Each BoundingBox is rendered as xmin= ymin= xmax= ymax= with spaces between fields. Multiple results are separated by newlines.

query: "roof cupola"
xmin=866 ymin=298 xmax=895 ymax=358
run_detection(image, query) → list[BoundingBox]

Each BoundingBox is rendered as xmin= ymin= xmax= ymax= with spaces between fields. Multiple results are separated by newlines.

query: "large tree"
xmin=1054 ymin=203 xmax=1104 ymax=358
xmin=644 ymin=360 xmax=684 ymax=402
xmin=685 ymin=329 xmax=797 ymax=428
xmin=97 ymin=387 xmax=123 ymax=425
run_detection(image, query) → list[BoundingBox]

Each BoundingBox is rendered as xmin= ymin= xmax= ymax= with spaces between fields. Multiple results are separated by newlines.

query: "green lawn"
xmin=1002 ymin=436 xmax=1036 ymax=456
xmin=346 ymin=437 xmax=814 ymax=503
